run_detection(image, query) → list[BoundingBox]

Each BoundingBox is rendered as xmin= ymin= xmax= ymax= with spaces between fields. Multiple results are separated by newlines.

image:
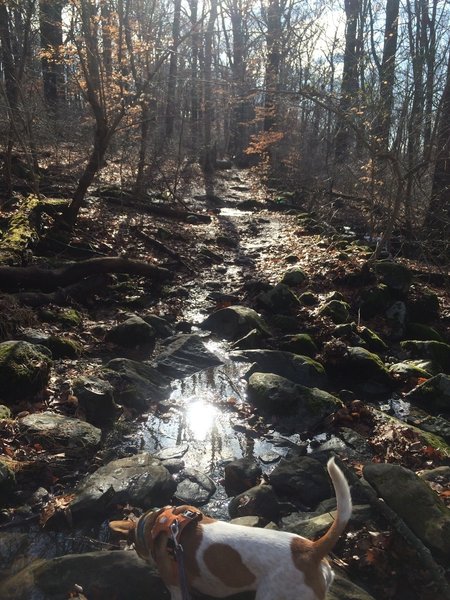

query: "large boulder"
xmin=280 ymin=267 xmax=308 ymax=287
xmin=224 ymin=458 xmax=263 ymax=496
xmin=363 ymin=462 xmax=450 ymax=560
xmin=270 ymin=456 xmax=332 ymax=508
xmin=373 ymin=260 xmax=413 ymax=294
xmin=256 ymin=283 xmax=301 ymax=313
xmin=70 ymin=453 xmax=176 ymax=516
xmin=103 ymin=358 xmax=170 ymax=410
xmin=19 ymin=413 xmax=101 ymax=457
xmin=319 ymin=300 xmax=351 ymax=324
xmin=400 ymin=340 xmax=450 ymax=374
xmin=174 ymin=469 xmax=216 ymax=506
xmin=72 ymin=376 xmax=119 ymax=426
xmin=105 ymin=315 xmax=156 ymax=347
xmin=0 ymin=341 xmax=52 ymax=403
xmin=406 ymin=373 xmax=450 ymax=414
xmin=407 ymin=286 xmax=440 ymax=323
xmin=325 ymin=346 xmax=392 ymax=392
xmin=228 ymin=484 xmax=281 ymax=522
xmin=278 ymin=334 xmax=318 ymax=358
xmin=247 ymin=372 xmax=341 ymax=429
xmin=0 ymin=551 xmax=168 ymax=600
xmin=234 ymin=350 xmax=327 ymax=388
xmin=200 ymin=305 xmax=271 ymax=340
xmin=153 ymin=334 xmax=223 ymax=378
xmin=359 ymin=284 xmax=392 ymax=318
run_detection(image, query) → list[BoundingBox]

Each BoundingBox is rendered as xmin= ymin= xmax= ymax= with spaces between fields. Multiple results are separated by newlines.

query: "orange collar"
xmin=137 ymin=506 xmax=202 ymax=561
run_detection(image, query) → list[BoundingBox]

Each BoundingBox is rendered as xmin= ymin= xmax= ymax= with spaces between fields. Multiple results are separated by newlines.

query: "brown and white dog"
xmin=110 ymin=457 xmax=352 ymax=600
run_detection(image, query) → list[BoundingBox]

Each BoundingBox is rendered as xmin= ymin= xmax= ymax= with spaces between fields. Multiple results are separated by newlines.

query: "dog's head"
xmin=109 ymin=508 xmax=166 ymax=564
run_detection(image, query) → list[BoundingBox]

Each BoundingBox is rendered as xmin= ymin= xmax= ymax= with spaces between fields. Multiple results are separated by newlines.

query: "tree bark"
xmin=165 ymin=0 xmax=182 ymax=139
xmin=39 ymin=0 xmax=65 ymax=112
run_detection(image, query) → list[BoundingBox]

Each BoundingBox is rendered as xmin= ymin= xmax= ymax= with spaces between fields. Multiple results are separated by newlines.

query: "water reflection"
xmin=185 ymin=400 xmax=218 ymax=441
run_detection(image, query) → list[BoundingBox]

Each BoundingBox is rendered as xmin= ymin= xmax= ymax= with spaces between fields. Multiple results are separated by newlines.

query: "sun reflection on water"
xmin=185 ymin=399 xmax=218 ymax=440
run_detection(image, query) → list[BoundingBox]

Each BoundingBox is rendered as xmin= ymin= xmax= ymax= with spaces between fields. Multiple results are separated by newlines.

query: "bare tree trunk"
xmin=202 ymin=0 xmax=218 ymax=172
xmin=334 ymin=0 xmax=361 ymax=163
xmin=263 ymin=0 xmax=282 ymax=132
xmin=39 ymin=0 xmax=65 ymax=113
xmin=373 ymin=0 xmax=399 ymax=149
xmin=424 ymin=50 xmax=450 ymax=240
xmin=165 ymin=0 xmax=181 ymax=139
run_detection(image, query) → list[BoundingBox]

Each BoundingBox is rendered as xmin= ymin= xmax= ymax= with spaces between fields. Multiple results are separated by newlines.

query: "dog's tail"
xmin=310 ymin=457 xmax=352 ymax=561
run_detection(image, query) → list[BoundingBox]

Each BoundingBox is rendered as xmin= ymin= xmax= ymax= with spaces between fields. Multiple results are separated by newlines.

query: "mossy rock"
xmin=247 ymin=372 xmax=341 ymax=429
xmin=406 ymin=374 xmax=450 ymax=414
xmin=299 ymin=291 xmax=318 ymax=306
xmin=357 ymin=326 xmax=387 ymax=352
xmin=46 ymin=336 xmax=83 ymax=359
xmin=401 ymin=340 xmax=450 ymax=374
xmin=407 ymin=287 xmax=440 ymax=323
xmin=200 ymin=305 xmax=271 ymax=340
xmin=271 ymin=314 xmax=302 ymax=333
xmin=257 ymin=283 xmax=301 ymax=314
xmin=0 ymin=459 xmax=16 ymax=498
xmin=40 ymin=308 xmax=83 ymax=327
xmin=280 ymin=267 xmax=308 ymax=287
xmin=373 ymin=260 xmax=413 ymax=294
xmin=363 ymin=462 xmax=450 ymax=559
xmin=404 ymin=323 xmax=443 ymax=342
xmin=105 ymin=315 xmax=156 ymax=347
xmin=319 ymin=300 xmax=350 ymax=324
xmin=0 ymin=404 xmax=12 ymax=419
xmin=359 ymin=284 xmax=392 ymax=318
xmin=389 ymin=361 xmax=433 ymax=382
xmin=278 ymin=334 xmax=318 ymax=357
xmin=0 ymin=341 xmax=52 ymax=403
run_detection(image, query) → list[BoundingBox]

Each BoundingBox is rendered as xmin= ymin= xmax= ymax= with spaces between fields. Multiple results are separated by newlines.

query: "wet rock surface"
xmin=1 ymin=169 xmax=450 ymax=600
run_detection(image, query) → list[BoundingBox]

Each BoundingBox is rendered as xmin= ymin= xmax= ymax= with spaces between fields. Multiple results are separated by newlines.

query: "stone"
xmin=154 ymin=444 xmax=189 ymax=461
xmin=278 ymin=334 xmax=318 ymax=358
xmin=0 ymin=551 xmax=167 ymax=600
xmin=70 ymin=453 xmax=176 ymax=515
xmin=374 ymin=260 xmax=413 ymax=294
xmin=19 ymin=413 xmax=101 ymax=456
xmin=0 ymin=341 xmax=52 ymax=403
xmin=20 ymin=329 xmax=82 ymax=358
xmin=280 ymin=267 xmax=308 ymax=287
xmin=103 ymin=358 xmax=170 ymax=410
xmin=419 ymin=466 xmax=450 ymax=487
xmin=247 ymin=372 xmax=342 ymax=428
xmin=0 ymin=460 xmax=16 ymax=498
xmin=328 ymin=570 xmax=377 ymax=600
xmin=256 ymin=283 xmax=301 ymax=313
xmin=143 ymin=314 xmax=175 ymax=338
xmin=235 ymin=349 xmax=327 ymax=388
xmin=231 ymin=328 xmax=269 ymax=350
xmin=406 ymin=373 xmax=450 ymax=413
xmin=401 ymin=340 xmax=450 ymax=374
xmin=228 ymin=484 xmax=281 ymax=521
xmin=224 ymin=458 xmax=262 ymax=496
xmin=0 ymin=404 xmax=12 ymax=419
xmin=270 ymin=456 xmax=332 ymax=508
xmin=389 ymin=361 xmax=432 ymax=383
xmin=319 ymin=300 xmax=350 ymax=324
xmin=406 ymin=408 xmax=450 ymax=443
xmin=175 ymin=469 xmax=216 ymax=505
xmin=404 ymin=323 xmax=443 ymax=342
xmin=297 ymin=292 xmax=319 ymax=309
xmin=386 ymin=301 xmax=407 ymax=338
xmin=363 ymin=462 xmax=450 ymax=559
xmin=105 ymin=315 xmax=156 ymax=347
xmin=357 ymin=326 xmax=387 ymax=353
xmin=407 ymin=287 xmax=440 ymax=322
xmin=72 ymin=377 xmax=118 ymax=427
xmin=359 ymin=284 xmax=392 ymax=318
xmin=284 ymin=505 xmax=374 ymax=539
xmin=200 ymin=305 xmax=271 ymax=340
xmin=153 ymin=334 xmax=223 ymax=378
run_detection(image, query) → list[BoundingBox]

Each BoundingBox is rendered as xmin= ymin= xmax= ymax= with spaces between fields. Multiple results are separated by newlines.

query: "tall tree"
xmin=203 ymin=0 xmax=218 ymax=172
xmin=334 ymin=0 xmax=361 ymax=163
xmin=263 ymin=0 xmax=282 ymax=132
xmin=165 ymin=0 xmax=182 ymax=139
xmin=39 ymin=0 xmax=65 ymax=112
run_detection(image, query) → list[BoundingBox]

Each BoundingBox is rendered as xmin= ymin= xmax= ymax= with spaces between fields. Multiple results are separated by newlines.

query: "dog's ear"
xmin=109 ymin=519 xmax=136 ymax=537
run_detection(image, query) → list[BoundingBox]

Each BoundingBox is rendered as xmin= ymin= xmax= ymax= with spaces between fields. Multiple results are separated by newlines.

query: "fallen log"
xmin=0 ymin=257 xmax=172 ymax=293
xmin=0 ymin=196 xmax=69 ymax=264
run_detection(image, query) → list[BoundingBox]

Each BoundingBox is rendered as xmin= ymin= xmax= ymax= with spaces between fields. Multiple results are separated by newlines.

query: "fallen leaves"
xmin=40 ymin=493 xmax=75 ymax=527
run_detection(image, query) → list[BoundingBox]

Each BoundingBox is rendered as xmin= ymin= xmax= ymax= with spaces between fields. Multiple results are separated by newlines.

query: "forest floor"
xmin=0 ymin=166 xmax=449 ymax=600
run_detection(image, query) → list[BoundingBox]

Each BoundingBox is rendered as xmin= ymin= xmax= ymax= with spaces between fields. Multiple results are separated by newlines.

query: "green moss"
xmin=40 ymin=308 xmax=83 ymax=327
xmin=47 ymin=336 xmax=83 ymax=359
xmin=0 ymin=340 xmax=52 ymax=401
